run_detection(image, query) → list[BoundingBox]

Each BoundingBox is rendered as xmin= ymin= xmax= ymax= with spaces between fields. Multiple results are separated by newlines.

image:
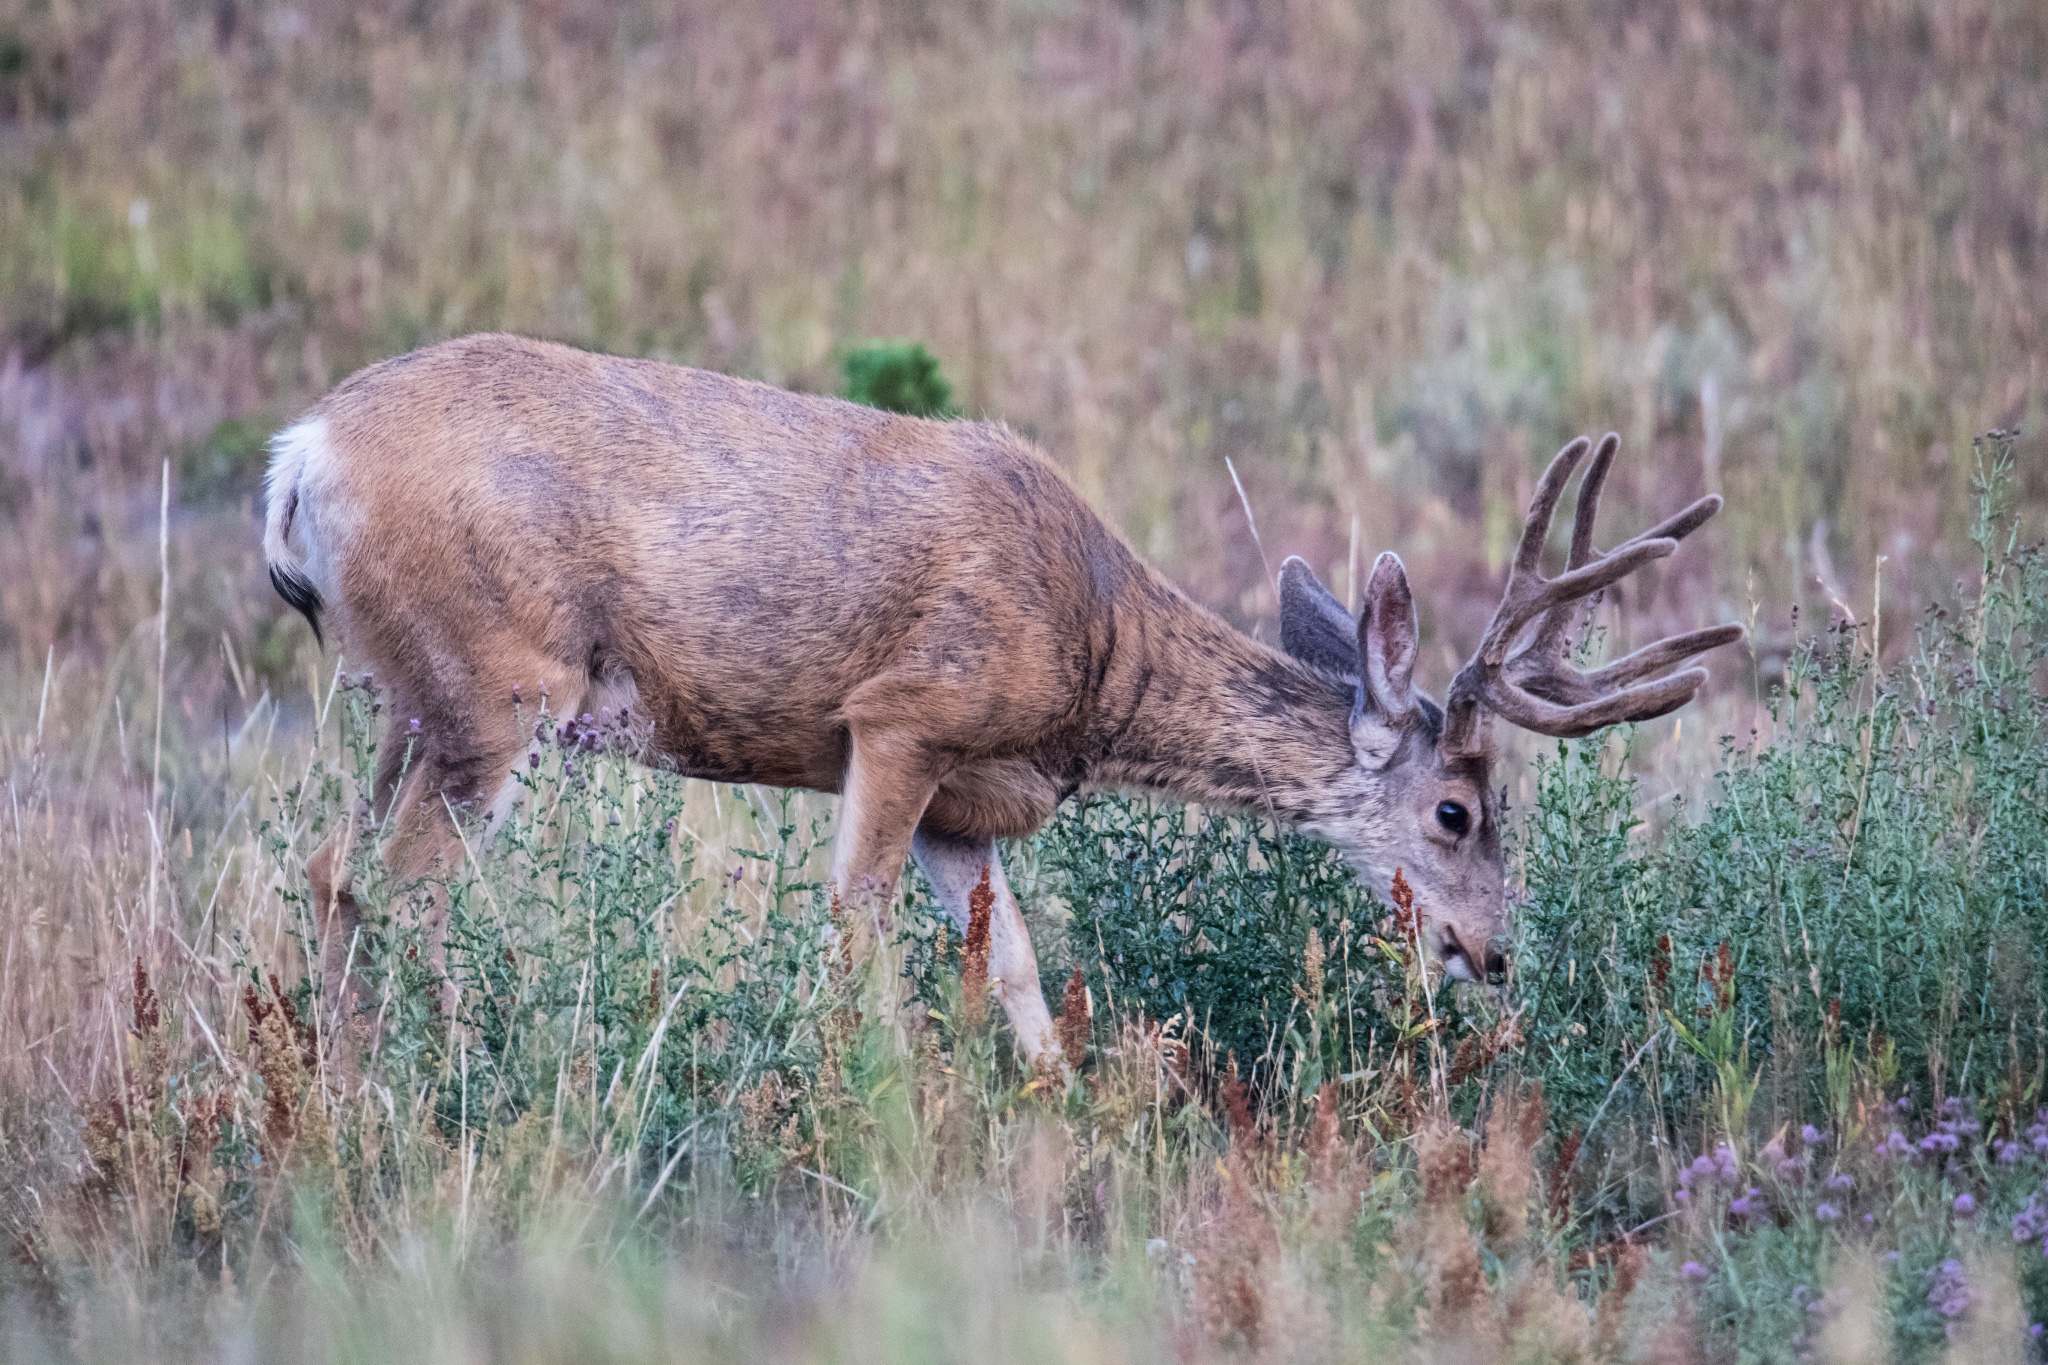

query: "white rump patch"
xmin=261 ymin=415 xmax=343 ymax=601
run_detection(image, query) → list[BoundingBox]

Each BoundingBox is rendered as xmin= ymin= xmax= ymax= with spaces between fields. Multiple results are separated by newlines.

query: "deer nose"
xmin=1436 ymin=928 xmax=1480 ymax=980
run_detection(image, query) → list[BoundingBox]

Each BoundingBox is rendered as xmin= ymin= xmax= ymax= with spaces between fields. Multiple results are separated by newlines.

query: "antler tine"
xmin=1482 ymin=666 xmax=1711 ymax=738
xmin=1519 ymin=433 xmax=1620 ymax=664
xmin=1466 ymin=436 xmax=1592 ymax=671
xmin=1510 ymin=436 xmax=1591 ymax=578
xmin=1580 ymin=623 xmax=1746 ymax=693
xmin=1443 ymin=438 xmax=1590 ymax=753
xmin=1443 ymin=434 xmax=1743 ymax=753
xmin=1510 ymin=623 xmax=1748 ymax=707
xmin=1567 ymin=432 xmax=1619 ymax=568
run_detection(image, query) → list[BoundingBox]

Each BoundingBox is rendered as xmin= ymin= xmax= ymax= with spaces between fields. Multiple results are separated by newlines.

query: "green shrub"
xmin=839 ymin=342 xmax=958 ymax=418
xmin=1029 ymin=793 xmax=1439 ymax=1098
xmin=1513 ymin=434 xmax=2046 ymax=1152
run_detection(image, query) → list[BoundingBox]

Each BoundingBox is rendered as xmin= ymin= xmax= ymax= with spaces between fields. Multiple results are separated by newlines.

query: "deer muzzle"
xmin=1437 ymin=927 xmax=1510 ymax=985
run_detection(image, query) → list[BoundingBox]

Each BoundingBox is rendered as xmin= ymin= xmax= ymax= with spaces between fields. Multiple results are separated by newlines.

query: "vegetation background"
xmin=0 ymin=1 xmax=2045 ymax=1361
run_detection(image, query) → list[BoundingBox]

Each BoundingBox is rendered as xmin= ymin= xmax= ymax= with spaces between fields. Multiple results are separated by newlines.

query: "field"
xmin=2 ymin=2 xmax=2047 ymax=1360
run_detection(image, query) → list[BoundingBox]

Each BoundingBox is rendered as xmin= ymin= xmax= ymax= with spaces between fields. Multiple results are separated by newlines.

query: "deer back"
xmin=275 ymin=334 xmax=1149 ymax=789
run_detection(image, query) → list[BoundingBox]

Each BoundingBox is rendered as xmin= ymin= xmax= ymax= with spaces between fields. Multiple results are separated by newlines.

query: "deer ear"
xmin=1277 ymin=557 xmax=1361 ymax=678
xmin=1351 ymin=553 xmax=1420 ymax=766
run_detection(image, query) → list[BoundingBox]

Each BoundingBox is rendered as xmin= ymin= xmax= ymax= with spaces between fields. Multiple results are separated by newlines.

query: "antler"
xmin=1441 ymin=433 xmax=1744 ymax=755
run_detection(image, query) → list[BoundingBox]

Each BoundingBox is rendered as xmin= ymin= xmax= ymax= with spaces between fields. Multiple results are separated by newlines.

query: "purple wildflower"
xmin=1815 ymin=1202 xmax=1841 ymax=1222
xmin=1800 ymin=1124 xmax=1826 ymax=1145
xmin=1680 ymin=1261 xmax=1709 ymax=1283
xmin=2011 ymin=1193 xmax=2048 ymax=1243
xmin=1925 ymin=1259 xmax=1971 ymax=1326
xmin=1825 ymin=1172 xmax=1855 ymax=1192
xmin=1954 ymin=1192 xmax=1977 ymax=1217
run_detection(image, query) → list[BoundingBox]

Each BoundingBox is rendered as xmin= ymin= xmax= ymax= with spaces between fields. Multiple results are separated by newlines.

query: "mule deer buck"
xmin=264 ymin=334 xmax=1740 ymax=1063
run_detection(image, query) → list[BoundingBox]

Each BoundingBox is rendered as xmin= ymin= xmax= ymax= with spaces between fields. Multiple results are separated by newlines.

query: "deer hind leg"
xmin=305 ymin=823 xmax=366 ymax=1046
xmin=910 ymin=828 xmax=1059 ymax=1065
xmin=309 ymin=666 xmax=580 ymax=1045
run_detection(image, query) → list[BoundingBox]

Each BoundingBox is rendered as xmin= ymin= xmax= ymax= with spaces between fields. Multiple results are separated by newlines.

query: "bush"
xmin=1513 ymin=434 xmax=2047 ymax=1159
xmin=839 ymin=342 xmax=958 ymax=418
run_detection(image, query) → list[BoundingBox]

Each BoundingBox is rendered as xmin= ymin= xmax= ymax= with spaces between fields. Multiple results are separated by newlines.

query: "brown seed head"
xmin=131 ymin=959 xmax=161 ymax=1036
xmin=960 ymin=865 xmax=993 ymax=1031
xmin=1390 ymin=868 xmax=1421 ymax=958
xmin=1055 ymin=966 xmax=1091 ymax=1066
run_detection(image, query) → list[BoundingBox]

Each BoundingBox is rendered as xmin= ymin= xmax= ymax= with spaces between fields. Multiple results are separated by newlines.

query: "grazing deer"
xmin=263 ymin=334 xmax=1739 ymax=1062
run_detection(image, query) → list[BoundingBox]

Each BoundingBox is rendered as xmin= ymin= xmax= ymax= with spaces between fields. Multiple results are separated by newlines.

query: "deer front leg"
xmin=911 ymin=828 xmax=1059 ymax=1065
xmin=829 ymin=727 xmax=940 ymax=937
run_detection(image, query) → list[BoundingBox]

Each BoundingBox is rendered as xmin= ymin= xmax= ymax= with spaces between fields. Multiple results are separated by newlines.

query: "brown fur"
xmin=266 ymin=334 xmax=1730 ymax=1059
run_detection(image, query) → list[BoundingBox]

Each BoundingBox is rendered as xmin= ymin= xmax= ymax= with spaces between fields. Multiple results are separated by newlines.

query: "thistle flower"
xmin=1925 ymin=1259 xmax=1971 ymax=1328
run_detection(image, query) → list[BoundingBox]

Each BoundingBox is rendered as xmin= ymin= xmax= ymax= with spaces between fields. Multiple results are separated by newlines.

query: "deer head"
xmin=1278 ymin=433 xmax=1743 ymax=981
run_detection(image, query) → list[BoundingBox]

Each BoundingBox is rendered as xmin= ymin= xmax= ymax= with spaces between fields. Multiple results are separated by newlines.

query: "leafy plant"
xmin=839 ymin=341 xmax=958 ymax=418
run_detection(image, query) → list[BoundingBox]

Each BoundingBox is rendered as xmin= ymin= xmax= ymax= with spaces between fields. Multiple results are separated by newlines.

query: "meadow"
xmin=2 ymin=2 xmax=2047 ymax=1360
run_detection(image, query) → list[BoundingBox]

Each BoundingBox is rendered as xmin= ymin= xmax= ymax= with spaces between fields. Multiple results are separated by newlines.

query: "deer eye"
xmin=1435 ymin=801 xmax=1470 ymax=836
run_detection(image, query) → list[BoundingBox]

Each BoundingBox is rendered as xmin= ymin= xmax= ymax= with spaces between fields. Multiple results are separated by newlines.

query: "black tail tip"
xmin=269 ymin=564 xmax=325 ymax=647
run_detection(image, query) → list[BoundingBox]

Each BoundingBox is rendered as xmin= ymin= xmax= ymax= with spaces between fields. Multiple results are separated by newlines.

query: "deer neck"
xmin=1091 ymin=584 xmax=1363 ymax=826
